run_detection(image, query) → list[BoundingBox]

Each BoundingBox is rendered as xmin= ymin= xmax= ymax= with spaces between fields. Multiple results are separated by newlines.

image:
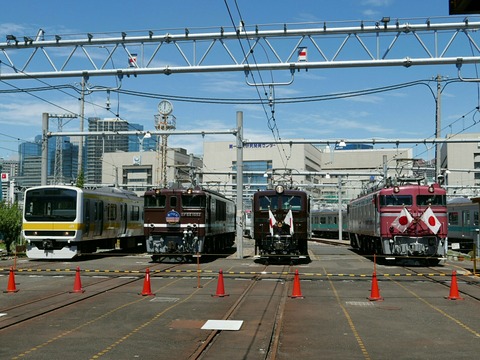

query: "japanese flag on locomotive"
xmin=269 ymin=209 xmax=277 ymax=236
xmin=284 ymin=209 xmax=294 ymax=235
xmin=420 ymin=207 xmax=441 ymax=234
xmin=391 ymin=207 xmax=413 ymax=233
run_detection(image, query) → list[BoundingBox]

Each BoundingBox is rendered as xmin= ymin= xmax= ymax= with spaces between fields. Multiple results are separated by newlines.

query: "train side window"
xmin=131 ymin=206 xmax=140 ymax=221
xmin=215 ymin=200 xmax=227 ymax=221
xmin=449 ymin=211 xmax=459 ymax=225
xmin=475 ymin=211 xmax=479 ymax=226
xmin=107 ymin=204 xmax=117 ymax=221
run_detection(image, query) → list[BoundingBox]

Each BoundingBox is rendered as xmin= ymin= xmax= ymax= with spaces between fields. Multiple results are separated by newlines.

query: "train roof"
xmin=144 ymin=186 xmax=232 ymax=200
xmin=447 ymin=197 xmax=472 ymax=204
xmin=253 ymin=188 xmax=307 ymax=196
xmin=353 ymin=183 xmax=445 ymax=201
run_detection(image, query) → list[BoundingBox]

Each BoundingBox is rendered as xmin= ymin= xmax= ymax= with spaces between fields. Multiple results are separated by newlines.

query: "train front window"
xmin=145 ymin=194 xmax=166 ymax=208
xmin=258 ymin=196 xmax=277 ymax=210
xmin=417 ymin=195 xmax=446 ymax=206
xmin=379 ymin=195 xmax=412 ymax=206
xmin=258 ymin=195 xmax=303 ymax=211
xmin=282 ymin=195 xmax=302 ymax=210
xmin=182 ymin=194 xmax=206 ymax=208
xmin=24 ymin=188 xmax=77 ymax=221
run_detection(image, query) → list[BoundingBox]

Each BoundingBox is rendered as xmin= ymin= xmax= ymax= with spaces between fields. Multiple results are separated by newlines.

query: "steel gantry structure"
xmin=0 ymin=17 xmax=480 ymax=81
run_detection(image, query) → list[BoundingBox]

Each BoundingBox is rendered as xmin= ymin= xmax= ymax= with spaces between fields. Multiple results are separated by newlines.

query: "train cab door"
xmin=120 ymin=203 xmax=127 ymax=235
xmin=94 ymin=200 xmax=104 ymax=236
xmin=206 ymin=195 xmax=212 ymax=234
xmin=373 ymin=194 xmax=380 ymax=236
xmin=461 ymin=210 xmax=471 ymax=238
xmin=84 ymin=199 xmax=91 ymax=238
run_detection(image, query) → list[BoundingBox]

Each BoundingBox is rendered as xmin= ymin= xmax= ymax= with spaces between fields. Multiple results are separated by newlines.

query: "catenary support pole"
xmin=236 ymin=111 xmax=244 ymax=259
xmin=41 ymin=113 xmax=48 ymax=186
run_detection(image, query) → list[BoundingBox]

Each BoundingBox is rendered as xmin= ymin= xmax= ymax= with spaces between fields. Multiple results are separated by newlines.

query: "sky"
xmin=1 ymin=0 xmax=480 ymax=169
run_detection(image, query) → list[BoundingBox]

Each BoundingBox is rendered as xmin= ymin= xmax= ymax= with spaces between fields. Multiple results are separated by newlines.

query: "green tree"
xmin=76 ymin=168 xmax=85 ymax=188
xmin=0 ymin=201 xmax=22 ymax=254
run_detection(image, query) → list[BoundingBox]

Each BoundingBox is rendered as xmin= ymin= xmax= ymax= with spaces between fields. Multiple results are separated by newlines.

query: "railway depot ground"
xmin=1 ymin=241 xmax=479 ymax=360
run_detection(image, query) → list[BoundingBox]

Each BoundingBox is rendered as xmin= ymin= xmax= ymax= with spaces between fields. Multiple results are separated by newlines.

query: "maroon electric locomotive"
xmin=348 ymin=180 xmax=447 ymax=264
xmin=144 ymin=187 xmax=236 ymax=261
xmin=252 ymin=185 xmax=310 ymax=263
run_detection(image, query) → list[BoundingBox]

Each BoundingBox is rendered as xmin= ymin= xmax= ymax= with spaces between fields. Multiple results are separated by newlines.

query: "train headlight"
xmin=275 ymin=185 xmax=284 ymax=194
xmin=393 ymin=186 xmax=400 ymax=193
xmin=428 ymin=185 xmax=434 ymax=193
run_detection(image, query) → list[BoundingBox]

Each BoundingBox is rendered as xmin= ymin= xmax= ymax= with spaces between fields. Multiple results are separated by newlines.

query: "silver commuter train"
xmin=23 ymin=185 xmax=144 ymax=259
xmin=447 ymin=197 xmax=479 ymax=253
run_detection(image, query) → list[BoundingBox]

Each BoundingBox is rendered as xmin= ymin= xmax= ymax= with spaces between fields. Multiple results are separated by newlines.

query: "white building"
xmin=440 ymin=133 xmax=480 ymax=197
xmin=101 ymin=147 xmax=202 ymax=195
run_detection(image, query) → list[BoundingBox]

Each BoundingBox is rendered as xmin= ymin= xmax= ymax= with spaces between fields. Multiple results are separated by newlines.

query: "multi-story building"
xmin=17 ymin=134 xmax=78 ymax=187
xmin=440 ymin=133 xmax=480 ymax=197
xmin=0 ymin=159 xmax=19 ymax=202
xmin=86 ymin=117 xmax=130 ymax=185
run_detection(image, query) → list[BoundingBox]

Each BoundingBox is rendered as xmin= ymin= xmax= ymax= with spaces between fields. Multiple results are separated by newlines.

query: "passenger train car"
xmin=144 ymin=187 xmax=236 ymax=261
xmin=348 ymin=182 xmax=447 ymax=264
xmin=252 ymin=185 xmax=310 ymax=263
xmin=311 ymin=209 xmax=348 ymax=239
xmin=22 ymin=185 xmax=144 ymax=259
xmin=447 ymin=197 xmax=479 ymax=253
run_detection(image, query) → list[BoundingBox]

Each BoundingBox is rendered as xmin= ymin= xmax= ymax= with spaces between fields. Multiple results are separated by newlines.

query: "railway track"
xmin=189 ymin=264 xmax=292 ymax=359
xmin=402 ymin=265 xmax=480 ymax=302
xmin=0 ymin=263 xmax=180 ymax=331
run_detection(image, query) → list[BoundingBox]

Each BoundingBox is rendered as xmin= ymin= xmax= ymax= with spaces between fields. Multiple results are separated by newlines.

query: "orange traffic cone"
xmin=368 ymin=271 xmax=383 ymax=301
xmin=140 ymin=268 xmax=154 ymax=296
xmin=212 ymin=269 xmax=229 ymax=297
xmin=290 ymin=269 xmax=304 ymax=298
xmin=446 ymin=270 xmax=464 ymax=300
xmin=72 ymin=267 xmax=85 ymax=293
xmin=5 ymin=266 xmax=19 ymax=293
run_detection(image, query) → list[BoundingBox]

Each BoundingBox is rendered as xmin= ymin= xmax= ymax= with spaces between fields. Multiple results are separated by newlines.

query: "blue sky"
xmin=1 ymin=0 xmax=480 ymax=166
